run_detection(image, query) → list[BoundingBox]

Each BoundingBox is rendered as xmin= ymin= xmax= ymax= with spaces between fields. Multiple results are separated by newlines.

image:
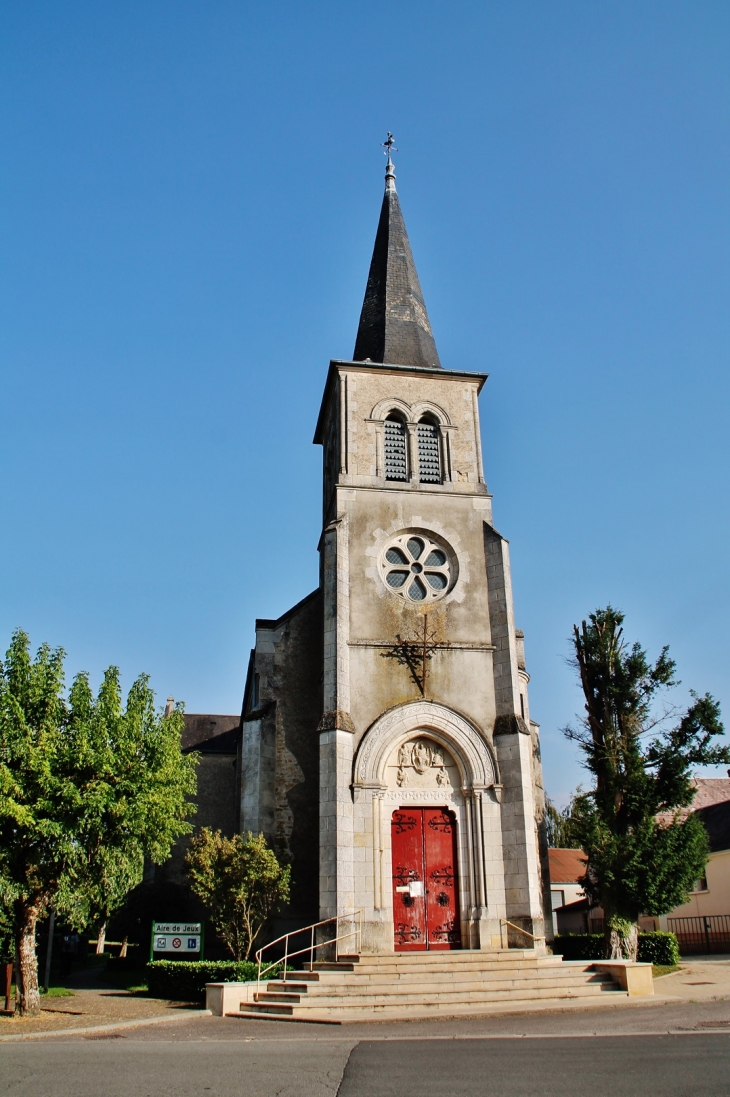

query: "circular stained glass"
xmin=379 ymin=531 xmax=455 ymax=603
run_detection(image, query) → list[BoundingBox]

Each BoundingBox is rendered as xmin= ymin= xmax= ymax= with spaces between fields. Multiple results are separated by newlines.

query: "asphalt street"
xmin=3 ymin=1001 xmax=730 ymax=1097
xmin=3 ymin=1032 xmax=730 ymax=1097
xmin=338 ymin=1036 xmax=730 ymax=1097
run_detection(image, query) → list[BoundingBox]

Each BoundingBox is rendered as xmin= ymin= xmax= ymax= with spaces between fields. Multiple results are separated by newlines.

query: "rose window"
xmin=380 ymin=532 xmax=455 ymax=603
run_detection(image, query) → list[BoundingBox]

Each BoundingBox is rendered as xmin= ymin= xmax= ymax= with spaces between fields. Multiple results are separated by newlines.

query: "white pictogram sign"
xmin=152 ymin=923 xmax=202 ymax=953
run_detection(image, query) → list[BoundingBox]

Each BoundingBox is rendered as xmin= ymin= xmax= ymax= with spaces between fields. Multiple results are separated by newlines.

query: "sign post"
xmin=149 ymin=922 xmax=203 ymax=961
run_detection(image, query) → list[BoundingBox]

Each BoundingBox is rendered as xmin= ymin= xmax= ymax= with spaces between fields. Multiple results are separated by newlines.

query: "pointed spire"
xmin=353 ymin=135 xmax=442 ymax=369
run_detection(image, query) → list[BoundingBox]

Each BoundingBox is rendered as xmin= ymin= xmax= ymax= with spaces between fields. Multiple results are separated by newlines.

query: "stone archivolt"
xmin=353 ymin=700 xmax=497 ymax=793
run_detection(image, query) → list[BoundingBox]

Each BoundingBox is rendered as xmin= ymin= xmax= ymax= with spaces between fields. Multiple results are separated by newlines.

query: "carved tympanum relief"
xmin=387 ymin=736 xmax=459 ymax=790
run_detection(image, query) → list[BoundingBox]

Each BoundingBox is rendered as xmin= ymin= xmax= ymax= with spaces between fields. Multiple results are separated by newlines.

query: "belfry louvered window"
xmin=384 ymin=415 xmax=408 ymax=481
xmin=417 ymin=418 xmax=441 ymax=483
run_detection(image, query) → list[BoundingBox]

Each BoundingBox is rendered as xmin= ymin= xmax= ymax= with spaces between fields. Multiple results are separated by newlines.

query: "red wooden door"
xmin=423 ymin=808 xmax=461 ymax=949
xmin=391 ymin=807 xmax=461 ymax=951
xmin=391 ymin=810 xmax=426 ymax=950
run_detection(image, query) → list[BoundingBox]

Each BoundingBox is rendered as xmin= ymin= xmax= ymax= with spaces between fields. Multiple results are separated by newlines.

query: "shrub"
xmin=146 ymin=959 xmax=284 ymax=1002
xmin=185 ymin=829 xmax=290 ymax=960
xmin=636 ymin=932 xmax=680 ymax=966
xmin=551 ymin=935 xmax=604 ymax=961
xmin=552 ymin=932 xmax=679 ymax=967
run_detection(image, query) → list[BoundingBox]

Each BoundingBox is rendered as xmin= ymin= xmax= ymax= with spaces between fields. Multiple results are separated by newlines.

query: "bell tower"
xmin=313 ymin=140 xmax=549 ymax=951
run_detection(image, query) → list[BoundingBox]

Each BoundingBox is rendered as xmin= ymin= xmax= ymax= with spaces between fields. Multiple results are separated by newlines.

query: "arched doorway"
xmin=352 ymin=700 xmax=504 ymax=953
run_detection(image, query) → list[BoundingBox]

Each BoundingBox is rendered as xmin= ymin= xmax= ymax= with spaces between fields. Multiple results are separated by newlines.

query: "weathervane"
xmin=382 ymin=132 xmax=397 ymax=189
xmin=382 ymin=131 xmax=397 ymax=159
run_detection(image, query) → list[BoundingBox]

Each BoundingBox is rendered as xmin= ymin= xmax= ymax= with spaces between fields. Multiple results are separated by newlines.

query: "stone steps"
xmin=254 ymin=978 xmax=618 ymax=1008
xmin=270 ymin=969 xmax=588 ymax=987
xmin=328 ymin=950 xmax=543 ymax=967
xmin=308 ymin=955 xmax=569 ymax=977
xmin=313 ymin=960 xmax=566 ymax=972
xmin=230 ymin=949 xmax=629 ymax=1022
xmin=233 ymin=986 xmax=627 ymax=1023
xmin=259 ymin=978 xmax=610 ymax=1004
xmin=263 ymin=971 xmax=608 ymax=997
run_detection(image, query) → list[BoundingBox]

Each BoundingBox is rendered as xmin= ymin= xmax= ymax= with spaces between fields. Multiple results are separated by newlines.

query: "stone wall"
xmin=242 ymin=590 xmax=324 ymax=928
xmin=152 ymin=714 xmax=240 ymax=931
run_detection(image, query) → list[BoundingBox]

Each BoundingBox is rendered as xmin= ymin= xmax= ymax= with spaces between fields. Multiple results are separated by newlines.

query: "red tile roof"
xmin=548 ymin=848 xmax=588 ymax=884
xmin=690 ymin=778 xmax=730 ymax=810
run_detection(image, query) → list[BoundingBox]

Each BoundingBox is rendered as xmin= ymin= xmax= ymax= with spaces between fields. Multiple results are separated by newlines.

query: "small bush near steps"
xmin=552 ymin=932 xmax=679 ymax=967
xmin=146 ymin=960 xmax=286 ymax=1003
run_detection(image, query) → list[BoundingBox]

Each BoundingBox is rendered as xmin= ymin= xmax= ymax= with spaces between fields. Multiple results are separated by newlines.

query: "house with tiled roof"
xmin=547 ymin=848 xmax=591 ymax=935
xmin=547 ymin=777 xmax=730 ymax=948
xmin=658 ymin=779 xmax=730 ymax=950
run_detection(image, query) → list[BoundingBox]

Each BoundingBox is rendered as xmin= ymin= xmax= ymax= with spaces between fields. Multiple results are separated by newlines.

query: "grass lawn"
xmin=652 ymin=964 xmax=682 ymax=978
xmin=5 ymin=985 xmax=75 ymax=999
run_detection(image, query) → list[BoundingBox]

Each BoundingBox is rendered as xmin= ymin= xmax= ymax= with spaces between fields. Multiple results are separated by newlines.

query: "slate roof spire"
xmin=353 ymin=135 xmax=442 ymax=369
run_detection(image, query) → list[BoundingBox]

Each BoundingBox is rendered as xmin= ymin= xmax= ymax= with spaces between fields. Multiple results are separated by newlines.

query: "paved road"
xmin=4 ymin=1004 xmax=728 ymax=1097
xmin=3 ymin=1033 xmax=729 ymax=1096
xmin=3 ymin=1000 xmax=730 ymax=1097
xmin=339 ymin=1036 xmax=730 ymax=1097
xmin=1 ymin=1040 xmax=353 ymax=1097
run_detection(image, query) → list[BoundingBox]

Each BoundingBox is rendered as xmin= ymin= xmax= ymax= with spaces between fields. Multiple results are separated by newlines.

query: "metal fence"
xmin=667 ymin=915 xmax=730 ymax=954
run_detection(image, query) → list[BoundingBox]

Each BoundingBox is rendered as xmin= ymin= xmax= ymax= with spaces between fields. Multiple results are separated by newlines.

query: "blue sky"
xmin=1 ymin=1 xmax=729 ymax=805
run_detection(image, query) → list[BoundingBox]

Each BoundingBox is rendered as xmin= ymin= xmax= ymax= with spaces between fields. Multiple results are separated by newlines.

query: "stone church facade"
xmin=233 ymin=147 xmax=551 ymax=953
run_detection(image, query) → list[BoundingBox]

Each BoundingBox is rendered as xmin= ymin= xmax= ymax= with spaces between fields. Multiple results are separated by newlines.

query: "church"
xmin=182 ymin=141 xmax=550 ymax=955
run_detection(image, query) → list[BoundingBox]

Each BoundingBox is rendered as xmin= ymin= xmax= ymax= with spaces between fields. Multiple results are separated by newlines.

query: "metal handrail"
xmin=501 ymin=919 xmax=546 ymax=944
xmin=256 ymin=909 xmax=364 ymax=990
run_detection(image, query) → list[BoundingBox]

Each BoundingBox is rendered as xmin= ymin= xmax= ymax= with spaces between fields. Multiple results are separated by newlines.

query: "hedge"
xmin=552 ymin=932 xmax=679 ymax=967
xmin=146 ymin=960 xmax=285 ymax=1002
xmin=636 ymin=932 xmax=680 ymax=966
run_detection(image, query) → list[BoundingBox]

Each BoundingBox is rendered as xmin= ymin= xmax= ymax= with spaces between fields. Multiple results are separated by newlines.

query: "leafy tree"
xmin=0 ymin=897 xmax=12 ymax=964
xmin=185 ymin=829 xmax=290 ymax=961
xmin=0 ymin=630 xmax=197 ymax=1016
xmin=63 ymin=847 xmax=146 ymax=956
xmin=545 ymin=793 xmax=582 ymax=849
xmin=565 ymin=607 xmax=729 ymax=960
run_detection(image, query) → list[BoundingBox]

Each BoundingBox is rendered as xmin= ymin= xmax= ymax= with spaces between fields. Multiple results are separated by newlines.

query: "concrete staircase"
xmin=230 ymin=949 xmax=628 ymax=1023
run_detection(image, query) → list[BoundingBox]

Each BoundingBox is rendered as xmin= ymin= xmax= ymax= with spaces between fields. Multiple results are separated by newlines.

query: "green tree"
xmin=545 ymin=793 xmax=581 ymax=848
xmin=185 ymin=829 xmax=291 ymax=960
xmin=63 ymin=846 xmax=147 ymax=956
xmin=565 ymin=607 xmax=729 ymax=960
xmin=0 ymin=630 xmax=197 ymax=1016
xmin=0 ymin=896 xmax=12 ymax=964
